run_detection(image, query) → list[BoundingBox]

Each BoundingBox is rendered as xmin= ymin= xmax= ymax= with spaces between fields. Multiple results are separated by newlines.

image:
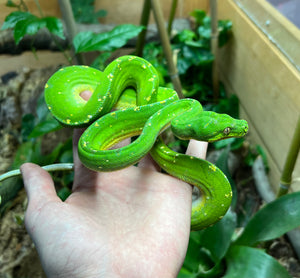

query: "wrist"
xmin=50 ymin=268 xmax=177 ymax=278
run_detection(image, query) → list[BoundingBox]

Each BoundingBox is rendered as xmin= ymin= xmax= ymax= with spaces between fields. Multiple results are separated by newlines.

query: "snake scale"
xmin=43 ymin=55 xmax=248 ymax=230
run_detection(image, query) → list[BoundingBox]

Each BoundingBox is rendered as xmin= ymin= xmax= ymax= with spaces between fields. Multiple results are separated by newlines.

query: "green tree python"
xmin=4 ymin=55 xmax=249 ymax=230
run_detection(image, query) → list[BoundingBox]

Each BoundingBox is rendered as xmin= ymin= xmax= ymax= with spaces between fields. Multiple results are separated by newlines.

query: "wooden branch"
xmin=0 ymin=28 xmax=68 ymax=54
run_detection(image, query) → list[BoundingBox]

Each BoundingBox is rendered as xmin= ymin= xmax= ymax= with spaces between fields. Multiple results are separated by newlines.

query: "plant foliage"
xmin=0 ymin=3 xmax=298 ymax=277
xmin=71 ymin=0 xmax=107 ymax=24
xmin=1 ymin=11 xmax=65 ymax=44
xmin=143 ymin=9 xmax=232 ymax=102
xmin=73 ymin=24 xmax=144 ymax=53
xmin=179 ymin=193 xmax=300 ymax=277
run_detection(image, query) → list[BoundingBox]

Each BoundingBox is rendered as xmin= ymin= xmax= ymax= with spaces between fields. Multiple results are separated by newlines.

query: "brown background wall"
xmin=0 ymin=0 xmax=209 ymax=23
xmin=95 ymin=0 xmax=208 ymax=24
xmin=0 ymin=0 xmax=209 ymax=74
xmin=0 ymin=0 xmax=61 ymax=20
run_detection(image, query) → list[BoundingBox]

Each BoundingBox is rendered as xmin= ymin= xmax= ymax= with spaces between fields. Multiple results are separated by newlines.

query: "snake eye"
xmin=223 ymin=127 xmax=231 ymax=135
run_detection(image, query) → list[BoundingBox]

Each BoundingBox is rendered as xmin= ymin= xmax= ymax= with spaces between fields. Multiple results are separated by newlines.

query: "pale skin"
xmin=21 ymin=129 xmax=207 ymax=278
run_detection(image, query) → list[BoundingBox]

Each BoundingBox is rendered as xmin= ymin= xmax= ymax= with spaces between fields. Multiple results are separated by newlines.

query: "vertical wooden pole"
xmin=167 ymin=0 xmax=178 ymax=36
xmin=151 ymin=0 xmax=184 ymax=98
xmin=277 ymin=115 xmax=300 ymax=197
xmin=58 ymin=0 xmax=84 ymax=65
xmin=210 ymin=0 xmax=219 ymax=101
xmin=136 ymin=0 xmax=152 ymax=57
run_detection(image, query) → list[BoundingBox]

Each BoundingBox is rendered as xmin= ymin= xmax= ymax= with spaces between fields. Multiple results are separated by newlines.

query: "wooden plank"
xmin=0 ymin=50 xmax=68 ymax=77
xmin=218 ymin=0 xmax=300 ymax=193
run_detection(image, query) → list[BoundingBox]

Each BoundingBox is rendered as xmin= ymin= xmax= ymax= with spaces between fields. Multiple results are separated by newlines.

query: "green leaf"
xmin=182 ymin=231 xmax=203 ymax=272
xmin=178 ymin=267 xmax=198 ymax=278
xmin=59 ymin=149 xmax=73 ymax=163
xmin=244 ymin=149 xmax=257 ymax=167
xmin=199 ymin=209 xmax=237 ymax=261
xmin=198 ymin=26 xmax=211 ymax=40
xmin=71 ymin=0 xmax=107 ymax=23
xmin=181 ymin=230 xmax=226 ymax=277
xmin=60 ymin=172 xmax=74 ymax=188
xmin=14 ymin=16 xmax=46 ymax=44
xmin=256 ymin=145 xmax=269 ymax=171
xmin=196 ymin=248 xmax=224 ymax=277
xmin=29 ymin=117 xmax=62 ymax=138
xmin=224 ymin=246 xmax=292 ymax=278
xmin=73 ymin=24 xmax=144 ymax=53
xmin=183 ymin=45 xmax=214 ymax=66
xmin=215 ymin=146 xmax=238 ymax=209
xmin=213 ymin=138 xmax=245 ymax=151
xmin=10 ymin=141 xmax=35 ymax=169
xmin=235 ymin=191 xmax=300 ymax=246
xmin=1 ymin=11 xmax=34 ymax=30
xmin=218 ymin=19 xmax=233 ymax=47
xmin=90 ymin=52 xmax=112 ymax=70
xmin=212 ymin=94 xmax=239 ymax=118
xmin=21 ymin=114 xmax=36 ymax=141
xmin=2 ymin=12 xmax=65 ymax=44
xmin=95 ymin=9 xmax=107 ymax=18
xmin=230 ymin=138 xmax=245 ymax=150
xmin=173 ymin=29 xmax=196 ymax=43
xmin=213 ymin=138 xmax=236 ymax=149
xmin=198 ymin=16 xmax=211 ymax=39
xmin=0 ymin=177 xmax=23 ymax=212
xmin=57 ymin=187 xmax=72 ymax=201
xmin=142 ymin=42 xmax=162 ymax=60
xmin=5 ymin=0 xmax=18 ymax=8
xmin=30 ymin=140 xmax=45 ymax=165
xmin=197 ymin=17 xmax=232 ymax=47
xmin=44 ymin=17 xmax=65 ymax=39
xmin=177 ymin=56 xmax=193 ymax=75
xmin=41 ymin=142 xmax=64 ymax=165
xmin=14 ymin=214 xmax=24 ymax=225
xmin=177 ymin=45 xmax=214 ymax=75
xmin=36 ymin=93 xmax=51 ymax=122
xmin=190 ymin=9 xmax=206 ymax=26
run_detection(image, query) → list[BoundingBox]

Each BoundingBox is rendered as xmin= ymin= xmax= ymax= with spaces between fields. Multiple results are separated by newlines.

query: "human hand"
xmin=21 ymin=130 xmax=207 ymax=278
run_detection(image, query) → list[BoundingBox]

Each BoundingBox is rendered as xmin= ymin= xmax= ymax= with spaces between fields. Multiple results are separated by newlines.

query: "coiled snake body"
xmin=44 ymin=55 xmax=248 ymax=230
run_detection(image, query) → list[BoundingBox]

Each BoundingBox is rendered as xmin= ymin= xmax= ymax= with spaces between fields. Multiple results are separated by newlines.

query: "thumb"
xmin=21 ymin=163 xmax=61 ymax=210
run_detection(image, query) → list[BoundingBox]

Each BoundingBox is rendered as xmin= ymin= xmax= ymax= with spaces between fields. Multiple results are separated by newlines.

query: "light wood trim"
xmin=234 ymin=0 xmax=300 ymax=71
xmin=218 ymin=0 xmax=300 ymax=192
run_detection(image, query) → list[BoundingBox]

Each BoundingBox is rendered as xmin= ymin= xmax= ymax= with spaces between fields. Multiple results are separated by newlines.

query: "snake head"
xmin=210 ymin=118 xmax=249 ymax=141
xmin=197 ymin=111 xmax=248 ymax=142
xmin=172 ymin=111 xmax=248 ymax=142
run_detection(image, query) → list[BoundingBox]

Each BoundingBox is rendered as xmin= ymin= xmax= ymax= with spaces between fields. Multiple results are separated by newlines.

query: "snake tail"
xmin=150 ymin=137 xmax=232 ymax=230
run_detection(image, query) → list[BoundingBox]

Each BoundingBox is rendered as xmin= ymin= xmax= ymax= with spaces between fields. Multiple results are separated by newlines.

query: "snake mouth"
xmin=241 ymin=121 xmax=249 ymax=135
xmin=233 ymin=120 xmax=249 ymax=137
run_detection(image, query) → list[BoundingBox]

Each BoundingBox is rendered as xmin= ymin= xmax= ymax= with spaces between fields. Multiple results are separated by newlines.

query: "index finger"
xmin=186 ymin=139 xmax=208 ymax=160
